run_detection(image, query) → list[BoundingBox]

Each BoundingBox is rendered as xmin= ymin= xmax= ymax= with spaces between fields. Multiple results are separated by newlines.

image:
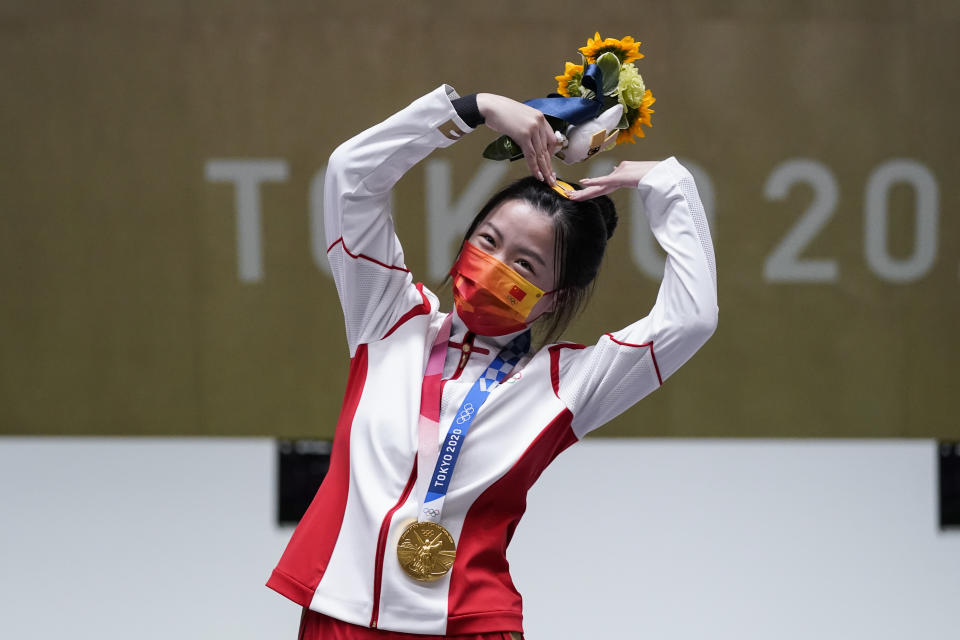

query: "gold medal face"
xmin=397 ymin=521 xmax=457 ymax=582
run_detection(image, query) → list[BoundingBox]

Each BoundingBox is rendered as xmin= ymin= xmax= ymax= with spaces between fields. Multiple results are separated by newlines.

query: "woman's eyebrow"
xmin=483 ymin=220 xmax=503 ymax=241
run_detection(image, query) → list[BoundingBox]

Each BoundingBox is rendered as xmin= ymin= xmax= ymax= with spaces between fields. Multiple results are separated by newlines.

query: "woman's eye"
xmin=516 ymin=259 xmax=534 ymax=273
xmin=479 ymin=233 xmax=495 ymax=246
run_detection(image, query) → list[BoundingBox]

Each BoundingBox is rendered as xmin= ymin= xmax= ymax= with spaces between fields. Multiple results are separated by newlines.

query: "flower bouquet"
xmin=483 ymin=32 xmax=656 ymax=165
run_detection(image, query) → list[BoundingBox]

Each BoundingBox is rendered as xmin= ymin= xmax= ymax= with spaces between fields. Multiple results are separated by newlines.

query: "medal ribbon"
xmin=416 ymin=317 xmax=530 ymax=525
xmin=416 ymin=314 xmax=453 ymax=502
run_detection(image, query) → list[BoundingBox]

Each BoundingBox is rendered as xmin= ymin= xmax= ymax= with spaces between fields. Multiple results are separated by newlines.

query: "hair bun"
xmin=592 ymin=195 xmax=618 ymax=240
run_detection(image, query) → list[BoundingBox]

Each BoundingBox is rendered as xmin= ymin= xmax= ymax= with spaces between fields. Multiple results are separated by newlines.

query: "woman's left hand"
xmin=567 ymin=160 xmax=661 ymax=200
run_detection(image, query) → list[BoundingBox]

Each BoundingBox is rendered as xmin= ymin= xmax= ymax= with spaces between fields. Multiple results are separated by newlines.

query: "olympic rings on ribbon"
xmin=455 ymin=403 xmax=475 ymax=425
xmin=422 ymin=507 xmax=440 ymax=517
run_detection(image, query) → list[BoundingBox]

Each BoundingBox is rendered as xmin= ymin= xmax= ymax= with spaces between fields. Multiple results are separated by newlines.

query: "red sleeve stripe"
xmin=326 ymin=236 xmax=410 ymax=273
xmin=604 ymin=333 xmax=663 ymax=386
xmin=547 ymin=343 xmax=586 ymax=398
xmin=382 ymin=283 xmax=431 ymax=340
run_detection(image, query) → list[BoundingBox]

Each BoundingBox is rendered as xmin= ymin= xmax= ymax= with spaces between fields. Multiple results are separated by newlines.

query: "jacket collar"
xmin=449 ymin=307 xmax=531 ymax=354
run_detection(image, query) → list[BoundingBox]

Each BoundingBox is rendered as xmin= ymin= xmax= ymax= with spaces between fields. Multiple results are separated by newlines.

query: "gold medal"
xmin=396 ymin=521 xmax=457 ymax=582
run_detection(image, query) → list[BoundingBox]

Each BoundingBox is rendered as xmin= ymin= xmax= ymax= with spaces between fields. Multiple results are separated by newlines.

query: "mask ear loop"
xmin=526 ymin=288 xmax=559 ymax=326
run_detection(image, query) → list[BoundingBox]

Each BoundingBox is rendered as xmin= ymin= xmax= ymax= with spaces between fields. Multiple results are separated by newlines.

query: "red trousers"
xmin=298 ymin=609 xmax=523 ymax=640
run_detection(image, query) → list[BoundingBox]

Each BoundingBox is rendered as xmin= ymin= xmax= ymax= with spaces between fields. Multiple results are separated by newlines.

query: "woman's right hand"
xmin=566 ymin=160 xmax=661 ymax=200
xmin=476 ymin=93 xmax=559 ymax=185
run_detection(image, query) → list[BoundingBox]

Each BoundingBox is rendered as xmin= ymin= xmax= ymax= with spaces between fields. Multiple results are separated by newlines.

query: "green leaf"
xmin=596 ymin=52 xmax=621 ymax=96
xmin=482 ymin=135 xmax=524 ymax=161
xmin=544 ymin=115 xmax=569 ymax=132
xmin=617 ymin=111 xmax=629 ymax=130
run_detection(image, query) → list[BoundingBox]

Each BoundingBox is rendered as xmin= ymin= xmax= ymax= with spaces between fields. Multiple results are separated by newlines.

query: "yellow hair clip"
xmin=550 ymin=179 xmax=575 ymax=199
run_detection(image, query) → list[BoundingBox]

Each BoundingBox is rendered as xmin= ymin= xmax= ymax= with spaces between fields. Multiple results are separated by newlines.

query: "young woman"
xmin=267 ymin=86 xmax=718 ymax=640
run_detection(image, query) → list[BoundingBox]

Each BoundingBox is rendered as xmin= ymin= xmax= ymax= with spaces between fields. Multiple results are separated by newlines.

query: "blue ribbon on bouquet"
xmin=481 ymin=64 xmax=607 ymax=161
xmin=522 ymin=63 xmax=605 ymax=125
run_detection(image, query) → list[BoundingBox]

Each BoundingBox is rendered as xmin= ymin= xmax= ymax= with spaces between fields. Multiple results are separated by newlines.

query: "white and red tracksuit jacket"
xmin=267 ymin=85 xmax=718 ymax=635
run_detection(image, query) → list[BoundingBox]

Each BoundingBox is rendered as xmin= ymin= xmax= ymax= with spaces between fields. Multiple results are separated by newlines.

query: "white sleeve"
xmin=323 ymin=85 xmax=475 ymax=356
xmin=555 ymin=157 xmax=719 ymax=438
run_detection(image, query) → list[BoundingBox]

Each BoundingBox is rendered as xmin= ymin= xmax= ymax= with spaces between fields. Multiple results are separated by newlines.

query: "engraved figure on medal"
xmin=397 ymin=521 xmax=457 ymax=582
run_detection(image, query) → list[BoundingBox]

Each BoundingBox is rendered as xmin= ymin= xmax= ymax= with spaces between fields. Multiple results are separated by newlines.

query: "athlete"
xmin=267 ymin=86 xmax=718 ymax=639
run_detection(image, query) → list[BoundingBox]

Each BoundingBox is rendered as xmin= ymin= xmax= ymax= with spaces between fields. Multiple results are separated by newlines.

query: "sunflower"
xmin=617 ymin=90 xmax=656 ymax=144
xmin=555 ymin=62 xmax=584 ymax=98
xmin=579 ymin=32 xmax=643 ymax=65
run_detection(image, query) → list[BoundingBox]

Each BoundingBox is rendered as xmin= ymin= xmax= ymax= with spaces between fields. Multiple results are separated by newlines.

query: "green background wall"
xmin=2 ymin=1 xmax=957 ymax=437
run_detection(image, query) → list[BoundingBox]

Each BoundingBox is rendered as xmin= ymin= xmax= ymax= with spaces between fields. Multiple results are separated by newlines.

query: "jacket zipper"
xmin=370 ymin=462 xmax=418 ymax=629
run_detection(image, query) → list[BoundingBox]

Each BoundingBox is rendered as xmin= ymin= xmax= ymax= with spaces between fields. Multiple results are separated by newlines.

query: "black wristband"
xmin=451 ymin=93 xmax=485 ymax=128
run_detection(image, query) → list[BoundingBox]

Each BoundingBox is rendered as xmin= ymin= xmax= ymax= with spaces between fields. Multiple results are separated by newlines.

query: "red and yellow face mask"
xmin=450 ymin=242 xmax=550 ymax=336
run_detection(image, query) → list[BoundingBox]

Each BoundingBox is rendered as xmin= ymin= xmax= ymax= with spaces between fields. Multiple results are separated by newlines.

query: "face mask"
xmin=450 ymin=242 xmax=550 ymax=336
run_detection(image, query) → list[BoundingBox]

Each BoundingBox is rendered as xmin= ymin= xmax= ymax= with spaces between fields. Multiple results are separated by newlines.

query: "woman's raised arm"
xmin=553 ymin=157 xmax=719 ymax=437
xmin=323 ymin=85 xmax=476 ymax=354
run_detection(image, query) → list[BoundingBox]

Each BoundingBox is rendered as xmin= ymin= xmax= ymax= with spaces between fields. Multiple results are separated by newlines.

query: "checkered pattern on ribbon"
xmin=498 ymin=333 xmax=531 ymax=365
xmin=479 ymin=332 xmax=529 ymax=391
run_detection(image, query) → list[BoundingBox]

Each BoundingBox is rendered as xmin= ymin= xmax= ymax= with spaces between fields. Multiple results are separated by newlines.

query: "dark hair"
xmin=454 ymin=176 xmax=618 ymax=343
